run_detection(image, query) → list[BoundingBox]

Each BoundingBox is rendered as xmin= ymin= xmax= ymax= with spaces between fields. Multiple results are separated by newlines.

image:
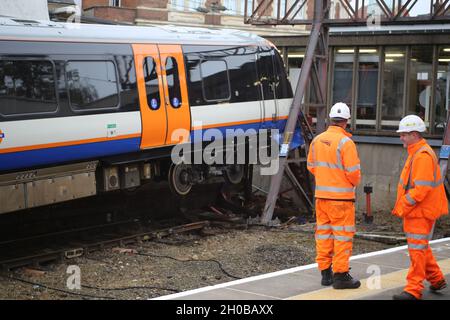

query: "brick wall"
xmin=87 ymin=6 xmax=136 ymax=23
xmin=137 ymin=0 xmax=168 ymax=9
xmin=83 ymin=0 xmax=109 ymax=10
xmin=136 ymin=8 xmax=168 ymax=21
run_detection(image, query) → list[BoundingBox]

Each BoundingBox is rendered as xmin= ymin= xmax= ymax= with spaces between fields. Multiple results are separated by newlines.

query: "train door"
xmin=132 ymin=44 xmax=191 ymax=149
xmin=257 ymin=46 xmax=278 ymax=129
xmin=158 ymin=45 xmax=191 ymax=145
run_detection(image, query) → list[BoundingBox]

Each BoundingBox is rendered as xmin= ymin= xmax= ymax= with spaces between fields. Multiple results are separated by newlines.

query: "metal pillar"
xmin=260 ymin=0 xmax=329 ymax=224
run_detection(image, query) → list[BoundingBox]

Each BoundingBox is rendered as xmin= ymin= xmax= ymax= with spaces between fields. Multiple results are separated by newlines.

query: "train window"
xmin=0 ymin=60 xmax=57 ymax=116
xmin=143 ymin=57 xmax=160 ymax=110
xmin=200 ymin=59 xmax=231 ymax=102
xmin=257 ymin=47 xmax=276 ymax=100
xmin=272 ymin=50 xmax=293 ymax=99
xmin=165 ymin=57 xmax=182 ymax=108
xmin=185 ymin=56 xmax=204 ymax=106
xmin=225 ymin=46 xmax=259 ymax=103
xmin=66 ymin=61 xmax=119 ymax=111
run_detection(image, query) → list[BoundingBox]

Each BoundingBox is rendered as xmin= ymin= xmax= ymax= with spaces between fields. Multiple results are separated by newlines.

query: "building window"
xmin=408 ymin=46 xmax=434 ymax=131
xmin=66 ymin=61 xmax=119 ymax=111
xmin=109 ymin=0 xmax=121 ymax=7
xmin=381 ymin=47 xmax=406 ymax=131
xmin=436 ymin=46 xmax=450 ymax=135
xmin=0 ymin=60 xmax=57 ymax=116
xmin=171 ymin=0 xmax=185 ymax=11
xmin=356 ymin=48 xmax=379 ymax=130
xmin=332 ymin=48 xmax=354 ymax=110
xmin=287 ymin=47 xmax=305 ymax=90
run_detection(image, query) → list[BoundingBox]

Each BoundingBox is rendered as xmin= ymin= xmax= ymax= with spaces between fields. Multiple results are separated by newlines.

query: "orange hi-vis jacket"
xmin=392 ymin=139 xmax=448 ymax=220
xmin=307 ymin=126 xmax=361 ymax=200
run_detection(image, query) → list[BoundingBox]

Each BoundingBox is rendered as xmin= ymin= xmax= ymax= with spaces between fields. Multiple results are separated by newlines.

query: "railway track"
xmin=0 ymin=181 xmax=243 ymax=270
xmin=0 ymin=218 xmax=211 ymax=270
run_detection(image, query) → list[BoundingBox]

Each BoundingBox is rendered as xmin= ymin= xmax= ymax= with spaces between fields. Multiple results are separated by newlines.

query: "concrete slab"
xmin=156 ymin=238 xmax=450 ymax=301
xmin=360 ymin=274 xmax=450 ymax=300
xmin=229 ymin=272 xmax=322 ymax=299
xmin=174 ymin=287 xmax=279 ymax=300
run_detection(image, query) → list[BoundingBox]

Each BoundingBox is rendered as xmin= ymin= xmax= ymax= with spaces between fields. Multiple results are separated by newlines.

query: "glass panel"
xmin=273 ymin=50 xmax=293 ymax=99
xmin=201 ymin=59 xmax=230 ymax=101
xmin=67 ymin=61 xmax=119 ymax=110
xmin=165 ymin=57 xmax=182 ymax=108
xmin=356 ymin=48 xmax=378 ymax=130
xmin=329 ymin=0 xmax=355 ymax=19
xmin=185 ymin=54 xmax=203 ymax=106
xmin=287 ymin=47 xmax=305 ymax=91
xmin=332 ymin=48 xmax=354 ymax=107
xmin=224 ymin=46 xmax=259 ymax=103
xmin=0 ymin=60 xmax=57 ymax=116
xmin=408 ymin=46 xmax=433 ymax=130
xmin=406 ymin=0 xmax=432 ymax=17
xmin=143 ymin=57 xmax=160 ymax=110
xmin=436 ymin=46 xmax=450 ymax=135
xmin=257 ymin=46 xmax=275 ymax=100
xmin=381 ymin=47 xmax=406 ymax=130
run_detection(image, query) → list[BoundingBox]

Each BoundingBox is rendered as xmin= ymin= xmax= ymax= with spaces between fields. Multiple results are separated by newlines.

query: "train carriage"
xmin=0 ymin=18 xmax=299 ymax=214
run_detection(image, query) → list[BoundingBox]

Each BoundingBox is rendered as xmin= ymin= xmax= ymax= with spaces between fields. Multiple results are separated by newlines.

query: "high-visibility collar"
xmin=326 ymin=125 xmax=352 ymax=138
xmin=407 ymin=138 xmax=428 ymax=156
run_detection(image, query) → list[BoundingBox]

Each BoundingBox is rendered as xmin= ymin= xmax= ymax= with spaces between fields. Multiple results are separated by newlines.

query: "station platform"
xmin=155 ymin=238 xmax=450 ymax=300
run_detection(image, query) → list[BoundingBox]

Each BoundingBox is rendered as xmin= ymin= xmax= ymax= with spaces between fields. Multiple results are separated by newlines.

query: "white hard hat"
xmin=329 ymin=102 xmax=351 ymax=119
xmin=397 ymin=115 xmax=426 ymax=133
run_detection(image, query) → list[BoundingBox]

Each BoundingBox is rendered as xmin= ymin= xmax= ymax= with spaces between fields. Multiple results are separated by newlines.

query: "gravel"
xmin=1 ymin=209 xmax=448 ymax=300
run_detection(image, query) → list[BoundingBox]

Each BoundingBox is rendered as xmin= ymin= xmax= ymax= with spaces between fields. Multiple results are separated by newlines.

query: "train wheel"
xmin=224 ymin=164 xmax=245 ymax=185
xmin=168 ymin=163 xmax=193 ymax=196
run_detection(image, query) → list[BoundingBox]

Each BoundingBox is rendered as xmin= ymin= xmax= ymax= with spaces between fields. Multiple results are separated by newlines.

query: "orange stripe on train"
xmin=0 ymin=133 xmax=141 ymax=154
xmin=191 ymin=115 xmax=289 ymax=131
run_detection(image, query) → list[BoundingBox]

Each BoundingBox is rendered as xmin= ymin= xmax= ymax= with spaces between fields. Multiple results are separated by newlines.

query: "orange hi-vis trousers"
xmin=403 ymin=217 xmax=445 ymax=299
xmin=315 ymin=199 xmax=356 ymax=273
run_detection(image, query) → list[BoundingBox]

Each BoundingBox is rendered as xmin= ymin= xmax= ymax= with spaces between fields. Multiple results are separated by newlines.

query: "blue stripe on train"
xmin=0 ymin=138 xmax=142 ymax=172
xmin=190 ymin=119 xmax=304 ymax=150
xmin=1 ymin=119 xmax=304 ymax=172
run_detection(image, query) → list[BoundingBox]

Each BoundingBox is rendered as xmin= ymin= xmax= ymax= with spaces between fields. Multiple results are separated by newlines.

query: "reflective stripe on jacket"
xmin=392 ymin=139 xmax=448 ymax=220
xmin=307 ymin=126 xmax=361 ymax=200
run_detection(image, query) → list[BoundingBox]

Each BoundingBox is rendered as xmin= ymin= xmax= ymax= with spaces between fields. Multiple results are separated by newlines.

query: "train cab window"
xmin=273 ymin=50 xmax=293 ymax=99
xmin=66 ymin=61 xmax=119 ymax=111
xmin=165 ymin=57 xmax=182 ymax=108
xmin=225 ymin=46 xmax=259 ymax=103
xmin=143 ymin=57 xmax=160 ymax=110
xmin=0 ymin=60 xmax=57 ymax=116
xmin=200 ymin=59 xmax=231 ymax=102
xmin=257 ymin=47 xmax=276 ymax=100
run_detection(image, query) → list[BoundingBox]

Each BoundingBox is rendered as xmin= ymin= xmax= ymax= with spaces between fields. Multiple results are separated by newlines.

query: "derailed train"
xmin=0 ymin=17 xmax=302 ymax=215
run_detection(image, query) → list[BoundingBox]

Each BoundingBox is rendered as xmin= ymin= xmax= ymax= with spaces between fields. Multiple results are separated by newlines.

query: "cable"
xmin=0 ymin=274 xmax=116 ymax=300
xmin=136 ymin=251 xmax=242 ymax=279
xmin=82 ymin=284 xmax=179 ymax=293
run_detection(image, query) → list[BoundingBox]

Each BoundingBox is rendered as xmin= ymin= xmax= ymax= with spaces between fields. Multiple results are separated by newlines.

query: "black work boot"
xmin=332 ymin=272 xmax=361 ymax=289
xmin=321 ymin=267 xmax=333 ymax=286
xmin=430 ymin=279 xmax=447 ymax=292
xmin=392 ymin=291 xmax=418 ymax=300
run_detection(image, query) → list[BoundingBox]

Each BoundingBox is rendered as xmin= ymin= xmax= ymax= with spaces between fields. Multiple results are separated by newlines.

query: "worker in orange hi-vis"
xmin=307 ymin=102 xmax=361 ymax=289
xmin=392 ymin=115 xmax=448 ymax=300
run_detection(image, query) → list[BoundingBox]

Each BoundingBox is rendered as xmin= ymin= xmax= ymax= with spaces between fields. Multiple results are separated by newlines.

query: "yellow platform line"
xmin=287 ymin=258 xmax=450 ymax=300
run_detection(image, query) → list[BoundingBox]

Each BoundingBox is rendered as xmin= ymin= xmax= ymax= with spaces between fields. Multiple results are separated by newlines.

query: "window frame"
xmin=142 ymin=55 xmax=161 ymax=111
xmin=65 ymin=59 xmax=121 ymax=113
xmin=199 ymin=58 xmax=232 ymax=103
xmin=165 ymin=56 xmax=182 ymax=109
xmin=0 ymin=57 xmax=59 ymax=117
